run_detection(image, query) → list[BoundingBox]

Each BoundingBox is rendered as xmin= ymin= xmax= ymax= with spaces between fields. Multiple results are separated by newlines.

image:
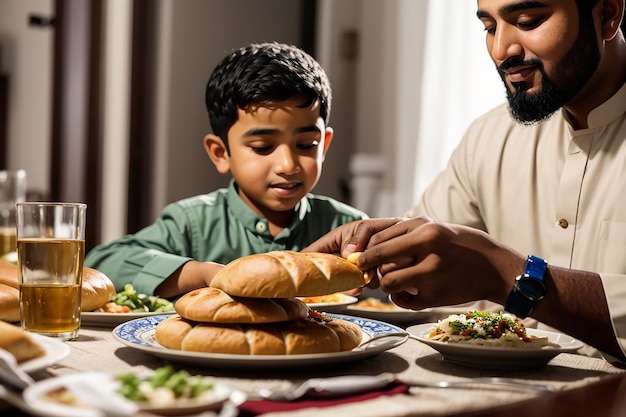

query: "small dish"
xmin=23 ymin=371 xmax=239 ymax=417
xmin=407 ymin=323 xmax=584 ymax=370
xmin=299 ymin=294 xmax=358 ymax=313
xmin=19 ymin=333 xmax=71 ymax=374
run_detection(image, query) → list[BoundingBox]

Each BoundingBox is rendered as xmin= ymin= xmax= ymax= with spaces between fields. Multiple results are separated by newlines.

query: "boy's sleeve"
xmin=84 ymin=204 xmax=194 ymax=297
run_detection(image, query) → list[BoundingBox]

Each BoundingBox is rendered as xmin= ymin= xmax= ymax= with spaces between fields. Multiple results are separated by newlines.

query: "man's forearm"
xmin=532 ymin=266 xmax=625 ymax=360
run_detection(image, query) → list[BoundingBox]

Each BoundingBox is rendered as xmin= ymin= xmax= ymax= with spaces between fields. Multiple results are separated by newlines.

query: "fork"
xmin=258 ymin=373 xmax=555 ymax=401
xmin=404 ymin=377 xmax=556 ymax=393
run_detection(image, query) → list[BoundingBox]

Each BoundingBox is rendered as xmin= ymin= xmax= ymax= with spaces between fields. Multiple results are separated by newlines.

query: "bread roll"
xmin=155 ymin=314 xmax=363 ymax=355
xmin=0 ymin=260 xmax=18 ymax=289
xmin=0 ymin=284 xmax=19 ymax=322
xmin=210 ymin=251 xmax=368 ymax=298
xmin=175 ymin=287 xmax=309 ymax=323
xmin=81 ymin=267 xmax=117 ymax=312
xmin=0 ymin=262 xmax=116 ymax=322
xmin=0 ymin=320 xmax=45 ymax=363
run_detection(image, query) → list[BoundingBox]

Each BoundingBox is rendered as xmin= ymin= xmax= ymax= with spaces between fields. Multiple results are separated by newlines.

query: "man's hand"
xmin=303 ymin=217 xmax=405 ymax=257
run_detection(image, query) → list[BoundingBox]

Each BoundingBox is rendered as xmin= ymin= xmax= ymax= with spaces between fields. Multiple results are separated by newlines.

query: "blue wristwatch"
xmin=504 ymin=255 xmax=547 ymax=318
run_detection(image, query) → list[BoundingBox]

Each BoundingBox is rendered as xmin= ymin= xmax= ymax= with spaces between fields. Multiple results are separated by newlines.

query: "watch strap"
xmin=504 ymin=255 xmax=547 ymax=318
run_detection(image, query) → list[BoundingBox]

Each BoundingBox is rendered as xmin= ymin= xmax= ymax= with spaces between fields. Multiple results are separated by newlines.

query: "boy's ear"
xmin=322 ymin=127 xmax=334 ymax=156
xmin=204 ymin=134 xmax=231 ymax=174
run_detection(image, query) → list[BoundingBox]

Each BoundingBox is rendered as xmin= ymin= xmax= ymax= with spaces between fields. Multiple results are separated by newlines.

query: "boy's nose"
xmin=274 ymin=147 xmax=301 ymax=175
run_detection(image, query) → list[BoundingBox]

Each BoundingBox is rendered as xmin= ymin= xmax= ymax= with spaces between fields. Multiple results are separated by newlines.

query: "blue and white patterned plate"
xmin=112 ymin=313 xmax=408 ymax=369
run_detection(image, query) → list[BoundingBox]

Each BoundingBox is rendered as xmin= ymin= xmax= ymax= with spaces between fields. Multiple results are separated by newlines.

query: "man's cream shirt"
xmin=406 ymin=82 xmax=626 ymax=360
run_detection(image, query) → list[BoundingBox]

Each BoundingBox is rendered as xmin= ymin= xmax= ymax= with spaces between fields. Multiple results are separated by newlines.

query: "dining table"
xmin=2 ymin=311 xmax=626 ymax=417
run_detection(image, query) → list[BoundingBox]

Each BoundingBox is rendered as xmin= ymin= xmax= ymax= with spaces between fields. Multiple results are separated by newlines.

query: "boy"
xmin=85 ymin=42 xmax=367 ymax=298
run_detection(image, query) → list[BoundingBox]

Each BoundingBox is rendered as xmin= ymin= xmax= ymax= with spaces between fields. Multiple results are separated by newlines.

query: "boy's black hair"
xmin=205 ymin=42 xmax=332 ymax=152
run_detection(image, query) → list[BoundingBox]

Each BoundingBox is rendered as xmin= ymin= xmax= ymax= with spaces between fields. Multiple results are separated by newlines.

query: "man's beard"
xmin=498 ymin=15 xmax=600 ymax=125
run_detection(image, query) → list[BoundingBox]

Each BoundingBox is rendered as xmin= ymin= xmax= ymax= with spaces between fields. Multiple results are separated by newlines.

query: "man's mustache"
xmin=498 ymin=57 xmax=542 ymax=73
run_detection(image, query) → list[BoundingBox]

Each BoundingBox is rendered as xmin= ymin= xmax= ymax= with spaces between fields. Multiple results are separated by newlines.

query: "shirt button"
xmin=255 ymin=221 xmax=267 ymax=233
xmin=558 ymin=219 xmax=569 ymax=229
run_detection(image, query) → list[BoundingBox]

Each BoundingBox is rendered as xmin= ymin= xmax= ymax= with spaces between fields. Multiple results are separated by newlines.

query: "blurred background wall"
xmin=0 ymin=0 xmax=503 ymax=250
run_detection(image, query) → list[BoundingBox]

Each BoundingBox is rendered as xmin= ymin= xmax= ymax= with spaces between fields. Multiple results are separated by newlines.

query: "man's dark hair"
xmin=205 ymin=42 xmax=332 ymax=152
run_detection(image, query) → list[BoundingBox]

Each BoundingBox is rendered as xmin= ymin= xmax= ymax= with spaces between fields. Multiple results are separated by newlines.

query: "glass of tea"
xmin=0 ymin=170 xmax=27 ymax=257
xmin=16 ymin=202 xmax=86 ymax=340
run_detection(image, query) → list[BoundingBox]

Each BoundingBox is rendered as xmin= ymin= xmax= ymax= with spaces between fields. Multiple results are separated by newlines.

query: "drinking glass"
xmin=16 ymin=202 xmax=86 ymax=340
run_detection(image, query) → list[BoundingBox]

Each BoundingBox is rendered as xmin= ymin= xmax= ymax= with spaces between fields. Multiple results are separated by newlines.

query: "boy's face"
xmin=217 ymin=98 xmax=332 ymax=221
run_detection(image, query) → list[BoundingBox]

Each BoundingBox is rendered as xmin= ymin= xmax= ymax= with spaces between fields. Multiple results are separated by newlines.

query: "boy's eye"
xmin=297 ymin=140 xmax=319 ymax=150
xmin=250 ymin=145 xmax=273 ymax=154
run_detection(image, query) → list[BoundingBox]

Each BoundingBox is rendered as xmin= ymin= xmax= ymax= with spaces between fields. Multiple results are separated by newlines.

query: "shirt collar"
xmin=569 ymin=80 xmax=626 ymax=129
xmin=225 ymin=179 xmax=310 ymax=235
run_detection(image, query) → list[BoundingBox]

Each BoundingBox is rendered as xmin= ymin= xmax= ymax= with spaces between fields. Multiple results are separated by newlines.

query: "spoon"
xmin=353 ymin=332 xmax=409 ymax=352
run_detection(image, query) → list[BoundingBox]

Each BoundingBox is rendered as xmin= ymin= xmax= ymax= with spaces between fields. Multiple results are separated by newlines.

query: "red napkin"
xmin=238 ymin=380 xmax=409 ymax=416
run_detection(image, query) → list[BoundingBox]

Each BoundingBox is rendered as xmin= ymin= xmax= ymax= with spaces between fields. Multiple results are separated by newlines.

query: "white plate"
xmin=346 ymin=304 xmax=422 ymax=324
xmin=113 ymin=314 xmax=408 ymax=370
xmin=19 ymin=333 xmax=71 ymax=374
xmin=302 ymin=294 xmax=358 ymax=313
xmin=347 ymin=300 xmax=480 ymax=324
xmin=23 ymin=371 xmax=239 ymax=417
xmin=407 ymin=323 xmax=584 ymax=370
xmin=81 ymin=311 xmax=175 ymax=327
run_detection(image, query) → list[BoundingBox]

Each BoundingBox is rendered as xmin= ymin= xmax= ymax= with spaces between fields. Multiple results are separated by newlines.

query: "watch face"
xmin=517 ymin=276 xmax=546 ymax=300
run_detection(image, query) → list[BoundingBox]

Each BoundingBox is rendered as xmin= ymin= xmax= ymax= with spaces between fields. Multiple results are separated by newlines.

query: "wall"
xmin=0 ymin=0 xmax=53 ymax=197
xmin=151 ymin=0 xmax=309 ymax=221
xmin=2 ymin=0 xmax=505 ymax=246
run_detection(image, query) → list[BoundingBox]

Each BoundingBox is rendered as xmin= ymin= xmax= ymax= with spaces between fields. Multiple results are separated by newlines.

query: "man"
xmin=306 ymin=0 xmax=626 ymax=363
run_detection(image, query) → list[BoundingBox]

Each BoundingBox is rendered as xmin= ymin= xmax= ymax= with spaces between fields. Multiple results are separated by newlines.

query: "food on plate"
xmin=155 ymin=311 xmax=362 ymax=355
xmin=0 ymin=319 xmax=45 ymax=363
xmin=352 ymin=297 xmax=402 ymax=311
xmin=158 ymin=251 xmax=365 ymax=355
xmin=42 ymin=365 xmax=222 ymax=409
xmin=0 ymin=261 xmax=117 ymax=321
xmin=210 ymin=250 xmax=369 ymax=298
xmin=175 ymin=287 xmax=308 ymax=323
xmin=95 ymin=284 xmax=174 ymax=314
xmin=429 ymin=311 xmax=560 ymax=349
xmin=81 ymin=267 xmax=118 ymax=312
xmin=116 ymin=365 xmax=217 ymax=407
xmin=297 ymin=292 xmax=349 ymax=304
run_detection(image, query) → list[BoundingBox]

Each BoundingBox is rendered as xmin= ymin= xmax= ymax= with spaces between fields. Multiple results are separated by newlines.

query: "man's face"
xmin=477 ymin=0 xmax=600 ymax=124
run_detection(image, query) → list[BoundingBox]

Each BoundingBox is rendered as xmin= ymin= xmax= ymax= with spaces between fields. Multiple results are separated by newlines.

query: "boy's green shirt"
xmin=84 ymin=180 xmax=368 ymax=296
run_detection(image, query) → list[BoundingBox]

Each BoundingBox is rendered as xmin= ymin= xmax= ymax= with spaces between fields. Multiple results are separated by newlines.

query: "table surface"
xmin=3 ymin=316 xmax=626 ymax=417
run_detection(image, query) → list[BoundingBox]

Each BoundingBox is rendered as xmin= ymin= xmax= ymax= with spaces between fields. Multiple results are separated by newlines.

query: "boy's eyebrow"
xmin=476 ymin=0 xmax=548 ymax=19
xmin=243 ymin=125 xmax=321 ymax=137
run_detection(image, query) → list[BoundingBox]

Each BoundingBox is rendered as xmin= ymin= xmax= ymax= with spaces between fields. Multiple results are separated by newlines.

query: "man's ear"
xmin=600 ymin=0 xmax=623 ymax=40
xmin=204 ymin=134 xmax=231 ymax=174
xmin=322 ymin=127 xmax=334 ymax=157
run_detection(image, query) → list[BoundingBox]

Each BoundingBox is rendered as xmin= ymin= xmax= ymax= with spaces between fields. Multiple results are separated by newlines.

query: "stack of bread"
xmin=155 ymin=250 xmax=370 ymax=355
xmin=0 ymin=260 xmax=117 ymax=322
